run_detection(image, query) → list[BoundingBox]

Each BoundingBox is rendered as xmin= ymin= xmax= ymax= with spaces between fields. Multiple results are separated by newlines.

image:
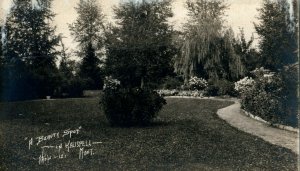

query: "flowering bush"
xmin=178 ymin=90 xmax=204 ymax=97
xmin=188 ymin=76 xmax=208 ymax=90
xmin=234 ymin=77 xmax=255 ymax=94
xmin=156 ymin=89 xmax=204 ymax=97
xmin=239 ymin=69 xmax=288 ymax=125
xmin=103 ymin=76 xmax=121 ymax=90
xmin=156 ymin=89 xmax=179 ymax=96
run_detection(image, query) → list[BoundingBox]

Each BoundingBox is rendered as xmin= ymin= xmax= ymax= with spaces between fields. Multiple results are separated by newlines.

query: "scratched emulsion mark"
xmin=24 ymin=126 xmax=103 ymax=165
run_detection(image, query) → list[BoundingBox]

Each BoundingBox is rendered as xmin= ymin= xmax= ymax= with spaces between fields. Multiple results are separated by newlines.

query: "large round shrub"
xmin=100 ymin=88 xmax=166 ymax=127
xmin=237 ymin=68 xmax=291 ymax=125
xmin=188 ymin=76 xmax=208 ymax=90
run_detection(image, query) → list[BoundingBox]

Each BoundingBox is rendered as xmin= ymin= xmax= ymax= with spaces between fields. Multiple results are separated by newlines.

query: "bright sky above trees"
xmin=0 ymin=0 xmax=294 ymax=54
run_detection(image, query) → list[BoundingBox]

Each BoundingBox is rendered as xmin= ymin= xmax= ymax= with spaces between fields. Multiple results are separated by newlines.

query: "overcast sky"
xmin=1 ymin=0 xmax=274 ymax=53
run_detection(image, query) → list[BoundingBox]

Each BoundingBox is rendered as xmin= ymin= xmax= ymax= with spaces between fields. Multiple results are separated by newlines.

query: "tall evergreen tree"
xmin=0 ymin=25 xmax=2 ymax=59
xmin=254 ymin=0 xmax=297 ymax=70
xmin=105 ymin=0 xmax=177 ymax=88
xmin=0 ymin=25 xmax=3 ymax=99
xmin=175 ymin=0 xmax=244 ymax=82
xmin=3 ymin=0 xmax=60 ymax=100
xmin=69 ymin=0 xmax=105 ymax=89
xmin=57 ymin=39 xmax=83 ymax=97
xmin=79 ymin=42 xmax=102 ymax=89
xmin=59 ymin=40 xmax=74 ymax=81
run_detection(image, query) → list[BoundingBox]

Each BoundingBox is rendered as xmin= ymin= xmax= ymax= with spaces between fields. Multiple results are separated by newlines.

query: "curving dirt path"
xmin=217 ymin=100 xmax=299 ymax=154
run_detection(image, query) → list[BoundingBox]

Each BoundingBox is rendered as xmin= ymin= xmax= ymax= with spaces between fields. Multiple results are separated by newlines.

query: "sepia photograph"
xmin=0 ymin=0 xmax=299 ymax=170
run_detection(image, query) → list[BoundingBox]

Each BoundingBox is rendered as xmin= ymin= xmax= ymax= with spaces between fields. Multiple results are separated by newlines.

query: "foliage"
xmin=280 ymin=64 xmax=298 ymax=124
xmin=188 ymin=76 xmax=208 ymax=90
xmin=103 ymin=76 xmax=121 ymax=90
xmin=160 ymin=76 xmax=184 ymax=90
xmin=79 ymin=42 xmax=103 ymax=89
xmin=175 ymin=0 xmax=245 ymax=82
xmin=254 ymin=0 xmax=297 ymax=70
xmin=216 ymin=79 xmax=236 ymax=96
xmin=69 ymin=0 xmax=106 ymax=52
xmin=0 ymin=25 xmax=3 ymax=99
xmin=56 ymin=42 xmax=84 ymax=98
xmin=232 ymin=28 xmax=259 ymax=74
xmin=101 ymin=88 xmax=166 ymax=127
xmin=234 ymin=76 xmax=255 ymax=94
xmin=238 ymin=68 xmax=296 ymax=125
xmin=157 ymin=89 xmax=179 ymax=96
xmin=202 ymin=79 xmax=236 ymax=97
xmin=101 ymin=0 xmax=176 ymax=126
xmin=156 ymin=89 xmax=205 ymax=97
xmin=204 ymin=84 xmax=219 ymax=97
xmin=69 ymin=0 xmax=105 ymax=90
xmin=58 ymin=40 xmax=74 ymax=81
xmin=2 ymin=0 xmax=60 ymax=100
xmin=105 ymin=0 xmax=177 ymax=88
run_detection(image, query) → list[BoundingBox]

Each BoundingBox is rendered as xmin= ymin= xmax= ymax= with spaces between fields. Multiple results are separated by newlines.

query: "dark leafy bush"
xmin=100 ymin=88 xmax=166 ymax=127
xmin=280 ymin=65 xmax=298 ymax=126
xmin=241 ymin=86 xmax=284 ymax=124
xmin=160 ymin=76 xmax=184 ymax=89
xmin=54 ymin=76 xmax=84 ymax=98
xmin=216 ymin=79 xmax=237 ymax=96
xmin=204 ymin=79 xmax=237 ymax=97
xmin=204 ymin=84 xmax=219 ymax=96
xmin=238 ymin=68 xmax=295 ymax=126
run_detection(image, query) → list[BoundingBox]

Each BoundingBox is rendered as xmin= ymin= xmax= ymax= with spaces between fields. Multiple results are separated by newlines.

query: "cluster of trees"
xmin=255 ymin=0 xmax=297 ymax=70
xmin=0 ymin=0 xmax=106 ymax=101
xmin=1 ymin=0 xmax=60 ymax=101
xmin=0 ymin=0 xmax=298 ymax=101
xmin=175 ymin=0 xmax=297 ymax=82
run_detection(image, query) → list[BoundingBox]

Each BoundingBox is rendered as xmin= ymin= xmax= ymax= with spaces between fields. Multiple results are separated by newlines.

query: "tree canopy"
xmin=175 ymin=0 xmax=244 ymax=82
xmin=2 ymin=0 xmax=60 ymax=100
xmin=69 ymin=0 xmax=106 ymax=54
xmin=254 ymin=0 xmax=298 ymax=70
xmin=105 ymin=0 xmax=177 ymax=88
xmin=69 ymin=0 xmax=106 ymax=89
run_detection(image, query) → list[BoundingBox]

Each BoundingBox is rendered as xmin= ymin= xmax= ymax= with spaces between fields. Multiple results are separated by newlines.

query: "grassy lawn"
xmin=0 ymin=98 xmax=297 ymax=171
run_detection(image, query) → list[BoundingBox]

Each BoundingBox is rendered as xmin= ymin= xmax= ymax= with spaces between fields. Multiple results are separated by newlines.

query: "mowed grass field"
xmin=0 ymin=98 xmax=297 ymax=171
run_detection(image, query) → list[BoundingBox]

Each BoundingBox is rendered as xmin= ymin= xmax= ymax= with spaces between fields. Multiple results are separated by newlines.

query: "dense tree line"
xmin=0 ymin=0 xmax=297 ymax=102
xmin=1 ymin=0 xmax=60 ymax=101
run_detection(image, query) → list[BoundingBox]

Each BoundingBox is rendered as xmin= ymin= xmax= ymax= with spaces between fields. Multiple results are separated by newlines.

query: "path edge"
xmin=165 ymin=96 xmax=299 ymax=133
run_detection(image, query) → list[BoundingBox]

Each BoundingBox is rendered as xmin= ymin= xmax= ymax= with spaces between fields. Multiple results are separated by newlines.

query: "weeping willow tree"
xmin=175 ymin=0 xmax=245 ymax=82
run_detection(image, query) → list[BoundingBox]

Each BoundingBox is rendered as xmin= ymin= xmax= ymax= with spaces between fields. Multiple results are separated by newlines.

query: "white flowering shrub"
xmin=234 ymin=77 xmax=255 ymax=94
xmin=103 ymin=76 xmax=121 ymax=90
xmin=177 ymin=90 xmax=204 ymax=97
xmin=156 ymin=89 xmax=204 ymax=97
xmin=188 ymin=76 xmax=208 ymax=90
xmin=156 ymin=89 xmax=179 ymax=96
